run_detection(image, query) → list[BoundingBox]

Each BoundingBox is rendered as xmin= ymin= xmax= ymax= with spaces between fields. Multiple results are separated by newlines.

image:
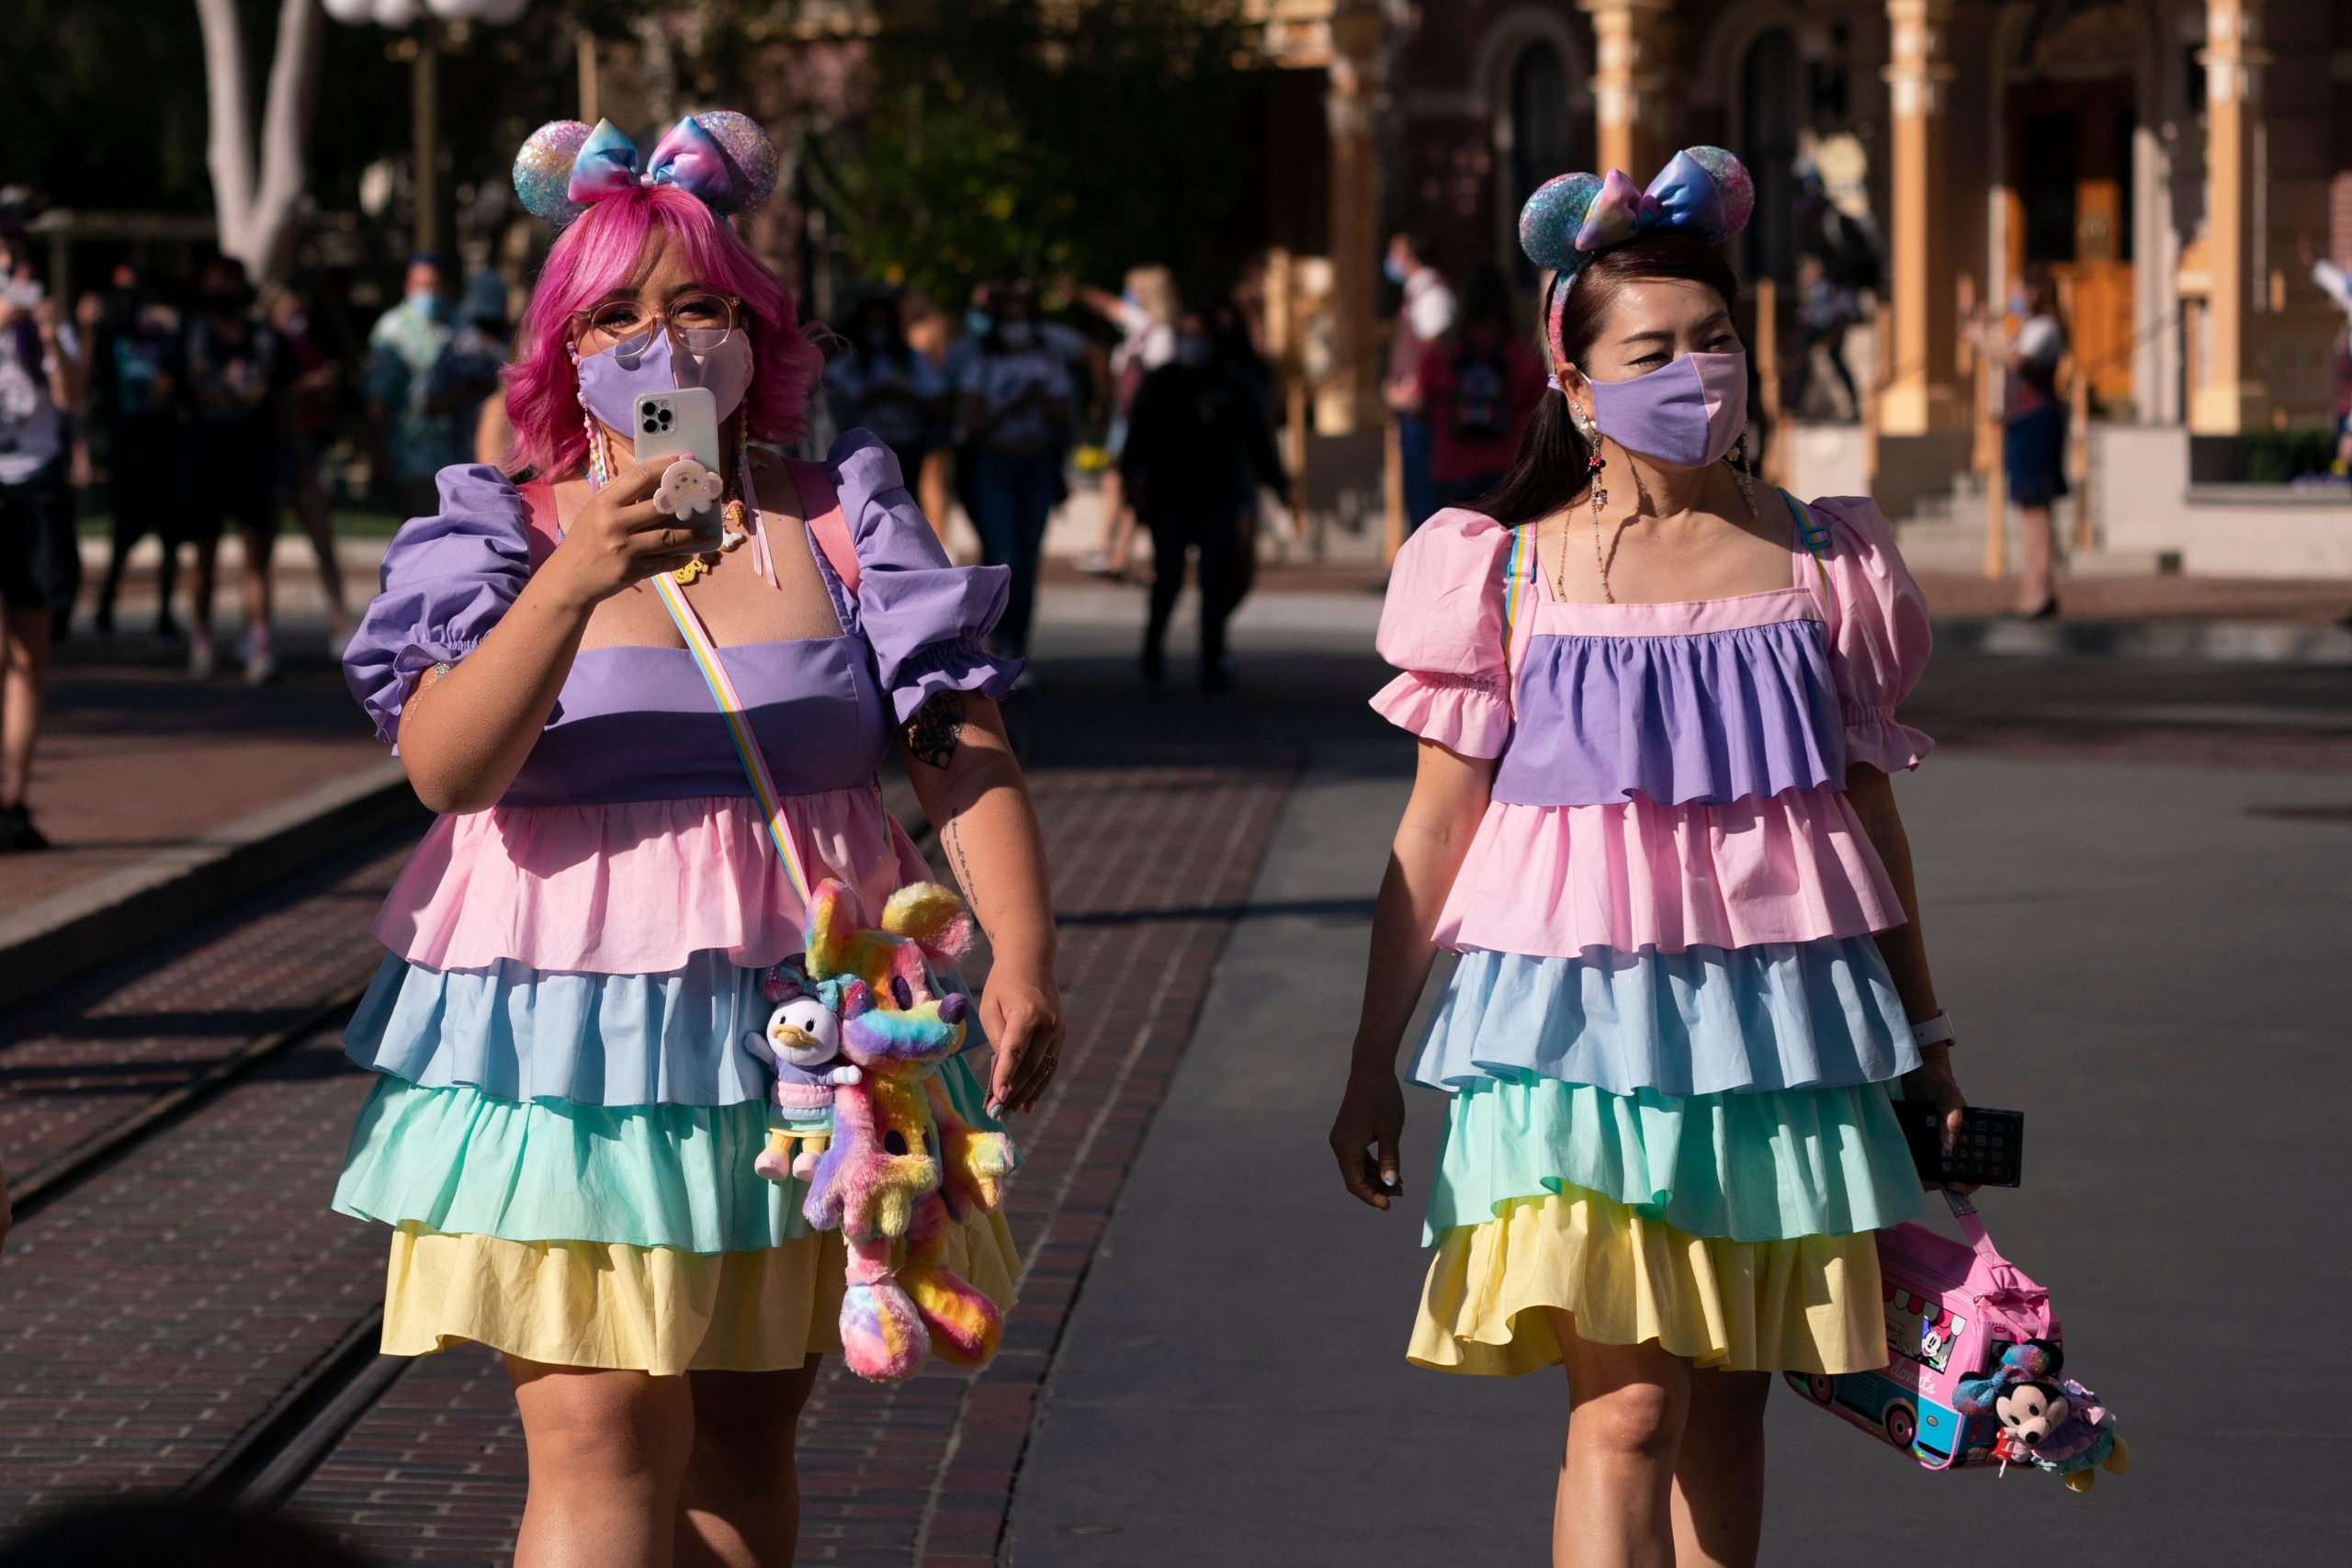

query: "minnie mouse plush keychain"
xmin=1957 ymin=1340 xmax=2132 ymax=1492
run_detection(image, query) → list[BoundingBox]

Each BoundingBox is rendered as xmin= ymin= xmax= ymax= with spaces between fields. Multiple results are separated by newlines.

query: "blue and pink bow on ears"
xmin=1518 ymin=146 xmax=1756 ymax=280
xmin=514 ymin=111 xmax=782 ymax=229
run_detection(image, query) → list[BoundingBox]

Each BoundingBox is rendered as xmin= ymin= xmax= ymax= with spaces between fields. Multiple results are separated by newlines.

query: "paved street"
xmin=2 ymin=578 xmax=2348 ymax=1564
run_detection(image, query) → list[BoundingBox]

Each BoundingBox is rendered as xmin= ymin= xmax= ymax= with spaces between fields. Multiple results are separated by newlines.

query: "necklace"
xmin=1561 ymin=440 xmax=1767 ymax=604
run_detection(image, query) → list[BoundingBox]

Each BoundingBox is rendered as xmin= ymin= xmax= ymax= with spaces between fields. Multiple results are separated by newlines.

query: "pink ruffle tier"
xmin=375 ymin=786 xmax=933 ymax=975
xmin=1432 ymin=785 xmax=1904 ymax=959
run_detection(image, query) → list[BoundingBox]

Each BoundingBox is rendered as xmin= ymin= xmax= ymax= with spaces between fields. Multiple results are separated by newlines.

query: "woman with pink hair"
xmin=334 ymin=114 xmax=1060 ymax=1566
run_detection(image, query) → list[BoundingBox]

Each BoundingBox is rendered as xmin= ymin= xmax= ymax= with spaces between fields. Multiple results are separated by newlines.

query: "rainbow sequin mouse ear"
xmin=1519 ymin=171 xmax=1606 ymax=277
xmin=514 ymin=119 xmax=595 ymax=227
xmin=1676 ymin=145 xmax=1756 ymax=246
xmin=683 ymin=109 xmax=782 ymax=217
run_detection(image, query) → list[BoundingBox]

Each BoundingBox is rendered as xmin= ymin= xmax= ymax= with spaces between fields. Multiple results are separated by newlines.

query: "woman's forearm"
xmin=1849 ymin=764 xmax=1942 ymax=1024
xmin=396 ymin=572 xmax=598 ymax=813
xmin=900 ymin=695 xmax=1056 ymax=971
xmin=1350 ymin=743 xmax=1493 ymax=1074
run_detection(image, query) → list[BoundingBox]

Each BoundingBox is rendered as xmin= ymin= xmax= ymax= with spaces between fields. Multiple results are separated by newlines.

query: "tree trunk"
xmin=195 ymin=0 xmax=323 ymax=285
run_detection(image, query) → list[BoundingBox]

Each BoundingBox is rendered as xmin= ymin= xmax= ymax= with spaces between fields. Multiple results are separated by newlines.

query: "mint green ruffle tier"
xmin=333 ymin=1051 xmax=1005 ymax=1255
xmin=1424 ymin=1074 xmax=1926 ymax=1247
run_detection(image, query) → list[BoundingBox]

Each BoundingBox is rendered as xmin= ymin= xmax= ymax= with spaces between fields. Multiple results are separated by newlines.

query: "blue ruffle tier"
xmin=1411 ymin=938 xmax=1917 ymax=1099
xmin=344 ymin=951 xmax=984 ymax=1109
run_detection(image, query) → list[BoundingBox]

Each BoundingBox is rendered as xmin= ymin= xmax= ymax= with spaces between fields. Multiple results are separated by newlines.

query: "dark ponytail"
xmin=1471 ymin=233 xmax=1741 ymax=527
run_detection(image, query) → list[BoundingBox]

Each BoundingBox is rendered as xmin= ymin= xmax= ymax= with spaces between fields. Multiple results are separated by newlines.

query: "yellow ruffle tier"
xmin=1409 ymin=1188 xmax=1887 ymax=1378
xmin=382 ymin=1212 xmax=1021 ymax=1378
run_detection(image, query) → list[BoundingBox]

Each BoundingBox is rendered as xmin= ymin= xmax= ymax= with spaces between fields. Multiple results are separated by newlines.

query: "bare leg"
xmin=0 ymin=607 xmax=52 ymax=808
xmin=509 ymin=1357 xmax=695 ymax=1568
xmin=1668 ymin=1368 xmax=1771 ymax=1568
xmin=293 ymin=466 xmax=349 ymax=640
xmin=1552 ymin=1314 xmax=1691 ymax=1568
xmin=239 ymin=518 xmax=277 ymax=648
xmin=676 ymin=1361 xmax=822 ymax=1568
xmin=2016 ymin=502 xmax=2054 ymax=615
xmin=188 ymin=532 xmax=220 ymax=671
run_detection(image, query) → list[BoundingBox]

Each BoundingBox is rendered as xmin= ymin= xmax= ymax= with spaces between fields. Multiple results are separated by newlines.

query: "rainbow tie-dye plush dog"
xmin=775 ymin=879 xmax=1014 ymax=1382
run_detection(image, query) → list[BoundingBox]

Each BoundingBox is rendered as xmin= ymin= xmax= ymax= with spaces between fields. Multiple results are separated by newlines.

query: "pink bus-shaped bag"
xmin=1786 ymin=1191 xmax=2060 ymax=1469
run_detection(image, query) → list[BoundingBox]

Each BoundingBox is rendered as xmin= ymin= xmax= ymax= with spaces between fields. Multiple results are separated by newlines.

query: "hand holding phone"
xmin=632 ymin=386 xmax=723 ymax=472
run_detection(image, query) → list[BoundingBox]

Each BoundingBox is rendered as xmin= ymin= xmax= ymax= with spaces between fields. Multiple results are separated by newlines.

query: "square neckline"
xmin=1522 ymin=491 xmax=1817 ymax=614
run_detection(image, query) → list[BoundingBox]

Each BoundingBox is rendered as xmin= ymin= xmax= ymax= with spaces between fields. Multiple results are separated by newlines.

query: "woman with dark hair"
xmin=1415 ymin=265 xmax=1546 ymax=510
xmin=1986 ymin=267 xmax=2068 ymax=617
xmin=1330 ymin=151 xmax=1966 ymax=1565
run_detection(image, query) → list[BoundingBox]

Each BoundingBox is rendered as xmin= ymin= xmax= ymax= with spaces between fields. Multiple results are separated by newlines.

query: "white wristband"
xmin=1911 ymin=1011 xmax=1955 ymax=1049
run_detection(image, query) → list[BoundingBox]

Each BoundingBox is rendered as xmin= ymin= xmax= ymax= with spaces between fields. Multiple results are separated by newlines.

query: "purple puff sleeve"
xmin=342 ymin=463 xmax=532 ymax=746
xmin=831 ymin=429 xmax=1023 ymax=722
xmin=1811 ymin=494 xmax=1935 ymax=773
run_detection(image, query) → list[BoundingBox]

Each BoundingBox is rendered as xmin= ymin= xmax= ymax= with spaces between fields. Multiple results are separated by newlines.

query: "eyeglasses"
xmin=572 ymin=288 xmax=741 ymax=356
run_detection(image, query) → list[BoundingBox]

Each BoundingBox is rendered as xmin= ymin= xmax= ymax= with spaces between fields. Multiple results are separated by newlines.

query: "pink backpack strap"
xmin=519 ymin=479 xmax=561 ymax=570
xmin=781 ymin=457 xmax=861 ymax=598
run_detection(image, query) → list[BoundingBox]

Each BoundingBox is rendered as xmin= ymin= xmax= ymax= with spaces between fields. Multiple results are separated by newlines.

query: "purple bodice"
xmin=344 ymin=431 xmax=1020 ymax=806
xmin=1490 ymin=615 xmax=1848 ymax=807
xmin=503 ymin=637 xmax=890 ymax=807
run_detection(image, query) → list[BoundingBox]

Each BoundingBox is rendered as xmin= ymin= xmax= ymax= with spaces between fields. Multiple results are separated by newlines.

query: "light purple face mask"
xmin=576 ymin=325 xmax=754 ymax=432
xmin=1584 ymin=349 xmax=1748 ymax=469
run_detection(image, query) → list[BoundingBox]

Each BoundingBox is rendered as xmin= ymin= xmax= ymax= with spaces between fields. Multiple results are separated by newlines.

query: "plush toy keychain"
xmin=749 ymin=878 xmax=1015 ymax=1383
xmin=1956 ymin=1340 xmax=2131 ymax=1492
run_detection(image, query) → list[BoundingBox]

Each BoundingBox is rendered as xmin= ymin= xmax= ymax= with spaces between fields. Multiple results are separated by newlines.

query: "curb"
xmin=1931 ymin=616 xmax=2352 ymax=664
xmin=0 ymin=761 xmax=426 ymax=1016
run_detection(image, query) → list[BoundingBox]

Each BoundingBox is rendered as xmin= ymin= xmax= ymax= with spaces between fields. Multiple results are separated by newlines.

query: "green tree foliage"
xmin=809 ymin=0 xmax=1256 ymax=308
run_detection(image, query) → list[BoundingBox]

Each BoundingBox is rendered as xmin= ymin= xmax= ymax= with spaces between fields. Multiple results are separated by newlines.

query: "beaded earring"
xmin=1573 ymin=400 xmax=1615 ymax=604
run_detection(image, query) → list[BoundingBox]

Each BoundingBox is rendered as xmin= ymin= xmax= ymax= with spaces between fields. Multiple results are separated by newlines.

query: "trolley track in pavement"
xmin=0 ymin=795 xmax=948 ymax=1528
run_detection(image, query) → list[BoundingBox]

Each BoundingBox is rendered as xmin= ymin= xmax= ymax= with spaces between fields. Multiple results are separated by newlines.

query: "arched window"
xmin=1508 ymin=40 xmax=1572 ymax=280
xmin=1740 ymin=28 xmax=1801 ymax=287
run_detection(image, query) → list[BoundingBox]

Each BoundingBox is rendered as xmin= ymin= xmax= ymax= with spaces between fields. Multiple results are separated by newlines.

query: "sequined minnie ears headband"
xmin=1518 ymin=145 xmax=1755 ymax=282
xmin=512 ymin=111 xmax=781 ymax=228
xmin=1518 ymin=145 xmax=1754 ymax=369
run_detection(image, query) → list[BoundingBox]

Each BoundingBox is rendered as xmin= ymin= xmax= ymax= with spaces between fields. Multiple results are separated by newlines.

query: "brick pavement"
xmin=0 ymin=835 xmax=409 ymax=1177
xmin=1 ymin=646 xmax=384 ymax=909
xmin=0 ymin=1031 xmax=384 ymax=1513
xmin=282 ymin=759 xmax=1297 ymax=1564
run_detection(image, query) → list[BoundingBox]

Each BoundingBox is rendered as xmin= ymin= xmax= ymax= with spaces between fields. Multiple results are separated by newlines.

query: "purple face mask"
xmin=1584 ymin=349 xmax=1748 ymax=468
xmin=576 ymin=325 xmax=754 ymax=432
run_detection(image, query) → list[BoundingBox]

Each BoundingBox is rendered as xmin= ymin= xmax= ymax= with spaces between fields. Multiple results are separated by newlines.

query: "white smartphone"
xmin=632 ymin=386 xmax=722 ymax=472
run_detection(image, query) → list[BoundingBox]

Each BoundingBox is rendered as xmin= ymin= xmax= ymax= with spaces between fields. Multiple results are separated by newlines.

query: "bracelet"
xmin=1911 ymin=1011 xmax=1955 ymax=1049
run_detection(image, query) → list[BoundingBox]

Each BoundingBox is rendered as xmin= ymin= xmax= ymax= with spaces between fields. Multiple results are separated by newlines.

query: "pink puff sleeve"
xmin=1811 ymin=495 xmax=1935 ymax=773
xmin=1369 ymin=509 xmax=1515 ymax=759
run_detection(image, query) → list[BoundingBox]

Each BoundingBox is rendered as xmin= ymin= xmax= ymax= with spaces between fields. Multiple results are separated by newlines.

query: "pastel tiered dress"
xmin=333 ymin=431 xmax=1023 ymax=1375
xmin=1374 ymin=497 xmax=1935 ymax=1377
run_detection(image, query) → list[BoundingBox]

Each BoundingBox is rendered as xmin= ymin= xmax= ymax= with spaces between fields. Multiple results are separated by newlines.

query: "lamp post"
xmin=323 ymin=0 xmax=527 ymax=254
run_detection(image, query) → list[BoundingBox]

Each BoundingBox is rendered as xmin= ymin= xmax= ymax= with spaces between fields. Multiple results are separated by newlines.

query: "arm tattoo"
xmin=941 ymin=818 xmax=982 ymax=923
xmin=901 ymin=690 xmax=967 ymax=771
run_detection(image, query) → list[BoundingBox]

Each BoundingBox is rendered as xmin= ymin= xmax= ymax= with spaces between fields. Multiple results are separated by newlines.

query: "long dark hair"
xmin=1473 ymin=234 xmax=1741 ymax=525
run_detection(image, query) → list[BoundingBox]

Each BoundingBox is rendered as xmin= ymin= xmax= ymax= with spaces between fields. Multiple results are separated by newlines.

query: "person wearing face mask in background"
xmin=824 ymin=292 xmax=949 ymax=484
xmin=88 ymin=264 xmax=188 ymax=644
xmin=1333 ymin=150 xmax=1967 ymax=1568
xmin=366 ymin=254 xmax=459 ymax=520
xmin=1121 ymin=309 xmax=1288 ymax=693
xmin=267 ymin=281 xmax=352 ymax=652
xmin=1416 ymin=265 xmax=1545 ymax=512
xmin=956 ymin=282 xmax=1076 ymax=660
xmin=1380 ymin=231 xmax=1456 ymax=536
xmin=181 ymin=256 xmax=294 ymax=682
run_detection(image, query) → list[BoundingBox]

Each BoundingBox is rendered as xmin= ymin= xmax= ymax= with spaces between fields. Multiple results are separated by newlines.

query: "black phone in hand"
xmin=1896 ymin=1100 xmax=2024 ymax=1188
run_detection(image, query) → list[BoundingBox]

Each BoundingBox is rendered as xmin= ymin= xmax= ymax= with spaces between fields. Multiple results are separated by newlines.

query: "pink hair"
xmin=503 ymin=185 xmax=822 ymax=480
